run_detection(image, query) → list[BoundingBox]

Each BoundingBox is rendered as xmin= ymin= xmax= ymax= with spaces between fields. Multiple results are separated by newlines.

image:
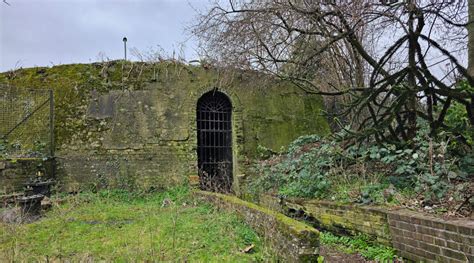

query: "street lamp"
xmin=123 ymin=37 xmax=127 ymax=61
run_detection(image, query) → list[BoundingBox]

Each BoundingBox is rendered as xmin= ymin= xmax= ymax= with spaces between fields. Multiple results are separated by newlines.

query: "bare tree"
xmin=193 ymin=0 xmax=473 ymax=144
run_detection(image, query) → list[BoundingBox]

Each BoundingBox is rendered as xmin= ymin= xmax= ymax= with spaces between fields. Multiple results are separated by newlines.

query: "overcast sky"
xmin=0 ymin=0 xmax=208 ymax=72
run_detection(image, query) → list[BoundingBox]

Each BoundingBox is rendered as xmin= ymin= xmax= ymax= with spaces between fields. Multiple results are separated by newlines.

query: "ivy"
xmin=251 ymin=120 xmax=471 ymax=213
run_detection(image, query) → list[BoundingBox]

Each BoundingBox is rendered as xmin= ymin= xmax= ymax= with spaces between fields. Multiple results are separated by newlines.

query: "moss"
xmin=196 ymin=190 xmax=319 ymax=238
xmin=1 ymin=62 xmax=329 ymax=192
xmin=237 ymin=80 xmax=330 ymax=156
xmin=1 ymin=62 xmax=329 ymax=154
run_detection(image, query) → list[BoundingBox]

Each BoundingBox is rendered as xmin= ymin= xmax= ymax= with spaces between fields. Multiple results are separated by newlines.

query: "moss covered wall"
xmin=0 ymin=62 xmax=329 ymax=192
xmin=195 ymin=190 xmax=320 ymax=262
xmin=0 ymin=158 xmax=55 ymax=194
xmin=259 ymin=195 xmax=474 ymax=263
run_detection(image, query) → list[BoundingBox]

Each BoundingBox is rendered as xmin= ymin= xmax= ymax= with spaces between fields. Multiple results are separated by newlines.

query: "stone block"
xmin=419 ymin=241 xmax=441 ymax=254
xmin=423 ymin=250 xmax=437 ymax=260
xmin=434 ymin=237 xmax=446 ymax=247
xmin=442 ymin=248 xmax=467 ymax=261
xmin=445 ymin=223 xmax=458 ymax=233
xmin=399 ymin=250 xmax=424 ymax=262
xmin=446 ymin=241 xmax=459 ymax=251
xmin=392 ymin=241 xmax=405 ymax=251
xmin=457 ymin=225 xmax=472 ymax=236
xmin=397 ymin=221 xmax=416 ymax=232
xmin=444 ymin=231 xmax=463 ymax=243
xmin=404 ymin=244 xmax=426 ymax=257
xmin=459 ymin=243 xmax=473 ymax=255
xmin=398 ymin=213 xmax=412 ymax=224
xmin=404 ymin=237 xmax=419 ymax=248
xmin=431 ymin=220 xmax=446 ymax=230
xmin=417 ymin=225 xmax=436 ymax=237
xmin=387 ymin=212 xmax=400 ymax=221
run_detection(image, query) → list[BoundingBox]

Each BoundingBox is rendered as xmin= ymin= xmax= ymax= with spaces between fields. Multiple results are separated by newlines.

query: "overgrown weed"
xmin=250 ymin=121 xmax=472 ymax=217
xmin=320 ymin=232 xmax=399 ymax=262
xmin=0 ymin=187 xmax=273 ymax=261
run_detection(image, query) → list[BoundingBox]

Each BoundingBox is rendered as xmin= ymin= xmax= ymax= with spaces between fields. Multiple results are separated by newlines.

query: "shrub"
xmin=250 ymin=120 xmax=471 ymax=214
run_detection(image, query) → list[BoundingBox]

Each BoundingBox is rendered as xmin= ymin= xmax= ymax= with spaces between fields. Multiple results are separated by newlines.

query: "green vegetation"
xmin=0 ymin=61 xmax=205 ymax=152
xmin=251 ymin=120 xmax=472 ymax=216
xmin=320 ymin=232 xmax=398 ymax=262
xmin=198 ymin=190 xmax=320 ymax=238
xmin=0 ymin=62 xmax=329 ymax=161
xmin=0 ymin=187 xmax=273 ymax=261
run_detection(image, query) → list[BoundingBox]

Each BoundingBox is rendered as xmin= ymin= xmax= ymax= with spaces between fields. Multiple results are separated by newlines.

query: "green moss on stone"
xmin=196 ymin=190 xmax=319 ymax=238
xmin=1 ymin=62 xmax=330 ymax=192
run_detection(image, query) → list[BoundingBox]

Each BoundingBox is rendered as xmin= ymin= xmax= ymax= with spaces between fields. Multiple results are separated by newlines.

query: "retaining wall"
xmin=260 ymin=195 xmax=473 ymax=263
xmin=195 ymin=191 xmax=320 ymax=262
xmin=388 ymin=210 xmax=473 ymax=263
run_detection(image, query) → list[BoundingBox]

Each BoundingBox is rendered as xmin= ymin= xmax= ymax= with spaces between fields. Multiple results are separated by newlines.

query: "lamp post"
xmin=123 ymin=37 xmax=127 ymax=61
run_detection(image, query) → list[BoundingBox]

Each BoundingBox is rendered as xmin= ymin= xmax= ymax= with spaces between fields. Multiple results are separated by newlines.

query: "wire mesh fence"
xmin=0 ymin=86 xmax=53 ymax=158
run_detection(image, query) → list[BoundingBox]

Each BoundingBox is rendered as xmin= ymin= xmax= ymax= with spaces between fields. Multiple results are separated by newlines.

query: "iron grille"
xmin=197 ymin=91 xmax=232 ymax=192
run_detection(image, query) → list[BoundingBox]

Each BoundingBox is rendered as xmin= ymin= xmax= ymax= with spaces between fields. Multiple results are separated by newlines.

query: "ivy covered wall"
xmin=0 ymin=61 xmax=329 ymax=193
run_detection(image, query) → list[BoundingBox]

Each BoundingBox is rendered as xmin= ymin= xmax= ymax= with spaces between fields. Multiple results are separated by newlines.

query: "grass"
xmin=320 ymin=231 xmax=398 ymax=262
xmin=0 ymin=187 xmax=274 ymax=261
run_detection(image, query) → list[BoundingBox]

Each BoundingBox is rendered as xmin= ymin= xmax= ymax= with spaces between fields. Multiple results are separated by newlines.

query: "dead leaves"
xmin=241 ymin=244 xmax=255 ymax=253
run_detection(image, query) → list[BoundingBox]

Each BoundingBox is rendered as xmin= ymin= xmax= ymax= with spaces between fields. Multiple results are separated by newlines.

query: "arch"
xmin=196 ymin=90 xmax=233 ymax=192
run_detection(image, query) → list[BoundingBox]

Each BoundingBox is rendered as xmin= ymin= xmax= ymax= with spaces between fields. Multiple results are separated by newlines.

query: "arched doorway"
xmin=196 ymin=91 xmax=233 ymax=192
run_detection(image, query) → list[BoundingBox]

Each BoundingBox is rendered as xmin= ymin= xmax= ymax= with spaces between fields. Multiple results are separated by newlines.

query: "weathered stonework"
xmin=0 ymin=63 xmax=330 ymax=193
xmin=195 ymin=190 xmax=320 ymax=262
xmin=259 ymin=195 xmax=474 ymax=263
xmin=284 ymin=198 xmax=392 ymax=246
xmin=0 ymin=158 xmax=55 ymax=195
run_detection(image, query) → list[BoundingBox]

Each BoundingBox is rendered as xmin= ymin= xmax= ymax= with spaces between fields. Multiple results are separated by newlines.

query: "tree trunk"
xmin=468 ymin=0 xmax=474 ymax=78
xmin=406 ymin=0 xmax=418 ymax=140
xmin=469 ymin=0 xmax=474 ymax=125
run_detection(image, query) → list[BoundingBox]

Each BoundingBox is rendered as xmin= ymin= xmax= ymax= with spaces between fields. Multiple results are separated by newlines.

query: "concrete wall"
xmin=0 ymin=62 xmax=330 ymax=193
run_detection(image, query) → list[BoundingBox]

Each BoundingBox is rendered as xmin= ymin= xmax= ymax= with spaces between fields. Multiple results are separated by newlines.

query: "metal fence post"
xmin=49 ymin=89 xmax=54 ymax=158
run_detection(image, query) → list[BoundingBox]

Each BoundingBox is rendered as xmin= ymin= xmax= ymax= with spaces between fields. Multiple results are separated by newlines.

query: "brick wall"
xmin=388 ymin=210 xmax=473 ymax=263
xmin=260 ymin=196 xmax=474 ymax=263
xmin=281 ymin=198 xmax=392 ymax=245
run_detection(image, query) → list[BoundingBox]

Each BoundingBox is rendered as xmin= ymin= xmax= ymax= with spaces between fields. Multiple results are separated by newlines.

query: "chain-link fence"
xmin=0 ymin=86 xmax=54 ymax=158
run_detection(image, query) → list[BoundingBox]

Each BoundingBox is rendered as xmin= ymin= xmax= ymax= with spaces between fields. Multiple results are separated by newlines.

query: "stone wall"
xmin=195 ymin=191 xmax=320 ymax=262
xmin=0 ymin=63 xmax=330 ymax=193
xmin=259 ymin=195 xmax=473 ymax=263
xmin=0 ymin=158 xmax=54 ymax=194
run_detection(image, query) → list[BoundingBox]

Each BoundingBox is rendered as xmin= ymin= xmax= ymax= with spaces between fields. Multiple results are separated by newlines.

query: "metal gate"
xmin=0 ymin=86 xmax=54 ymax=158
xmin=196 ymin=91 xmax=232 ymax=192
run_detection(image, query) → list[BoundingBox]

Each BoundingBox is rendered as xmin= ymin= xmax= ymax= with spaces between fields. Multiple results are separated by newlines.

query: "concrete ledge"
xmin=194 ymin=191 xmax=320 ymax=262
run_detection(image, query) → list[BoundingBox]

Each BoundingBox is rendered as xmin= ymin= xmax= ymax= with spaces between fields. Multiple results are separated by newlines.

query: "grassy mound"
xmin=0 ymin=187 xmax=274 ymax=261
